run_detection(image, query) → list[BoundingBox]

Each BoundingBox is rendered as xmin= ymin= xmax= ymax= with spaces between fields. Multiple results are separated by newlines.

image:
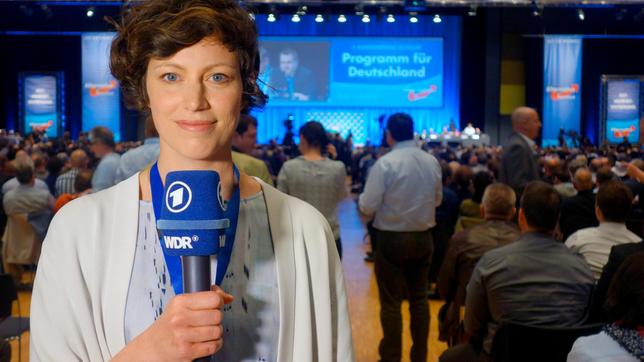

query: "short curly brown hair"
xmin=109 ymin=0 xmax=266 ymax=117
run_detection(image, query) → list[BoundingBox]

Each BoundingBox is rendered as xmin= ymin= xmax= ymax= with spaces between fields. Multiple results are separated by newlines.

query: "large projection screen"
xmin=258 ymin=36 xmax=444 ymax=108
xmin=19 ymin=72 xmax=63 ymax=138
xmin=601 ymin=76 xmax=644 ymax=144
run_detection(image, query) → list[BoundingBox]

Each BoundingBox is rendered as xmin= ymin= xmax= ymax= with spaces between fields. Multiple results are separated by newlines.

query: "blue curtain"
xmin=253 ymin=15 xmax=461 ymax=145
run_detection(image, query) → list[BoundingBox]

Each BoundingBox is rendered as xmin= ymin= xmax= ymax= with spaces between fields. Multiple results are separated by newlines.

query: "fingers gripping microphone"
xmin=157 ymin=171 xmax=230 ymax=293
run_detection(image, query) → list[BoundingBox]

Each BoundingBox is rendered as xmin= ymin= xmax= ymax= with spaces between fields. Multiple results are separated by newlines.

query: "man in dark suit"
xmin=500 ymin=107 xmax=542 ymax=198
xmin=590 ymin=241 xmax=644 ymax=322
xmin=270 ymin=48 xmax=316 ymax=101
xmin=559 ymin=168 xmax=598 ymax=241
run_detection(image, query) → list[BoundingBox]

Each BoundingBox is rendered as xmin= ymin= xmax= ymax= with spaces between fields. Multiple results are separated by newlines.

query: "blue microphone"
xmin=157 ymin=170 xmax=230 ymax=294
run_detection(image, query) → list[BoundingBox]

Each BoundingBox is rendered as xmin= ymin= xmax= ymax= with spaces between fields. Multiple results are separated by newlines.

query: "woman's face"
xmin=146 ymin=37 xmax=242 ymax=164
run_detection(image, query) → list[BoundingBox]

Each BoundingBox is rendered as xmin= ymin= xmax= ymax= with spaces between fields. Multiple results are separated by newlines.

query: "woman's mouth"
xmin=176 ymin=120 xmax=215 ymax=132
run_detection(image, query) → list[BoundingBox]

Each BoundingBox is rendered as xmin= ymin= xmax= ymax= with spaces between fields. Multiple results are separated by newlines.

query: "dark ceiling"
xmin=0 ymin=0 xmax=642 ymax=34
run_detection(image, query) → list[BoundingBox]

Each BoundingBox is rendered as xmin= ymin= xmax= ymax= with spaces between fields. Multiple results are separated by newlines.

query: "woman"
xmin=277 ymin=121 xmax=347 ymax=258
xmin=30 ymin=1 xmax=353 ymax=361
xmin=567 ymin=252 xmax=644 ymax=361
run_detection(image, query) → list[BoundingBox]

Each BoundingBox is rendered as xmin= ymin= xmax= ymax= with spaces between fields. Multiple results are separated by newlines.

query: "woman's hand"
xmin=113 ymin=286 xmax=233 ymax=362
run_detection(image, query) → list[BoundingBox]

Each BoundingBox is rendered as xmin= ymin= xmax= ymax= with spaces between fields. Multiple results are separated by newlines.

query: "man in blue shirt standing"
xmin=89 ymin=126 xmax=121 ymax=192
xmin=359 ymin=113 xmax=442 ymax=362
xmin=114 ymin=120 xmax=160 ymax=183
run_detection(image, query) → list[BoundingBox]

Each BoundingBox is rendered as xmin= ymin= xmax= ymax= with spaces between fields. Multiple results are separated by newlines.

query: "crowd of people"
xmin=1 ymin=101 xmax=643 ymax=360
xmin=0 ymin=1 xmax=642 ymax=359
xmin=350 ymin=107 xmax=644 ymax=362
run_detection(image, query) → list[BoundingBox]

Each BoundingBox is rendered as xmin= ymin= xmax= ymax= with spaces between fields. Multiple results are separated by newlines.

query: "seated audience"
xmin=454 ymin=171 xmax=493 ymax=231
xmin=568 ymin=252 xmax=644 ymax=362
xmin=624 ymin=159 xmax=644 ymax=209
xmin=440 ymin=181 xmax=594 ymax=362
xmin=31 ymin=152 xmax=48 ymax=180
xmin=590 ymin=240 xmax=644 ymax=323
xmin=232 ymin=114 xmax=273 ymax=185
xmin=437 ymin=183 xmax=520 ymax=345
xmin=2 ymin=155 xmax=50 ymax=195
xmin=565 ymin=180 xmax=640 ymax=280
xmin=627 ymin=161 xmax=644 ymax=184
xmin=595 ymin=166 xmax=615 ymax=190
xmin=553 ymin=165 xmax=577 ymax=198
xmin=55 ymin=149 xmax=88 ymax=197
xmin=458 ymin=171 xmax=494 ymax=219
xmin=44 ymin=156 xmax=64 ymax=195
xmin=54 ymin=169 xmax=94 ymax=213
xmin=559 ymin=168 xmax=598 ymax=241
xmin=278 ymin=121 xmax=347 ymax=258
xmin=452 ymin=165 xmax=474 ymax=204
xmin=429 ymin=162 xmax=460 ymax=290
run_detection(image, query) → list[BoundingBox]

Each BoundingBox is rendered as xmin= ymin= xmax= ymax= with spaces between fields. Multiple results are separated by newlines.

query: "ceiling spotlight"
xmin=338 ymin=14 xmax=347 ymax=23
xmin=386 ymin=14 xmax=395 ymax=23
xmin=409 ymin=12 xmax=418 ymax=23
xmin=362 ymin=14 xmax=370 ymax=23
xmin=577 ymin=9 xmax=585 ymax=21
xmin=291 ymin=13 xmax=301 ymax=23
xmin=315 ymin=14 xmax=324 ymax=23
xmin=433 ymin=14 xmax=442 ymax=23
xmin=86 ymin=7 xmax=94 ymax=17
xmin=468 ymin=5 xmax=477 ymax=17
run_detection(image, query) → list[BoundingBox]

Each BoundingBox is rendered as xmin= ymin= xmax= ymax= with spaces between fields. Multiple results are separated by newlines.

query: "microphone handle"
xmin=182 ymin=255 xmax=212 ymax=293
xmin=182 ymin=255 xmax=213 ymax=362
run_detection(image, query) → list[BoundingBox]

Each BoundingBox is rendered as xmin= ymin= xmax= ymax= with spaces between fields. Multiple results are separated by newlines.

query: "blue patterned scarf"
xmin=603 ymin=323 xmax=644 ymax=361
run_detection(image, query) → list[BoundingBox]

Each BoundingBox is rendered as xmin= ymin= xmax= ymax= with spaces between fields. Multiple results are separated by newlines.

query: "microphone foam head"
xmin=158 ymin=170 xmax=228 ymax=256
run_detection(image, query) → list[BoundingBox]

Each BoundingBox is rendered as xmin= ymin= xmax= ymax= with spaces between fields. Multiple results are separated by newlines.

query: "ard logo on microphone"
xmin=165 ymin=181 xmax=192 ymax=213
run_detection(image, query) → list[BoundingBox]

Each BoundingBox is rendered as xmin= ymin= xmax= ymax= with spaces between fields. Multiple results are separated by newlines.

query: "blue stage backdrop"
xmin=81 ymin=33 xmax=121 ymax=140
xmin=20 ymin=73 xmax=62 ymax=138
xmin=604 ymin=78 xmax=641 ymax=143
xmin=542 ymin=36 xmax=583 ymax=147
xmin=253 ymin=15 xmax=461 ymax=146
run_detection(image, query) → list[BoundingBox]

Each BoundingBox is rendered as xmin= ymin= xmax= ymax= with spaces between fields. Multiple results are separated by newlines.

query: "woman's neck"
xmin=139 ymin=151 xmax=261 ymax=201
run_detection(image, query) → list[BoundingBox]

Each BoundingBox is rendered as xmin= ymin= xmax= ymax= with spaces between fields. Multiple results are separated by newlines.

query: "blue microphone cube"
xmin=157 ymin=170 xmax=229 ymax=257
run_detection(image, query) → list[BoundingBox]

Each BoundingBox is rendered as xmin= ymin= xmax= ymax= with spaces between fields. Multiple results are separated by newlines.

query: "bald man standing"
xmin=499 ymin=107 xmax=542 ymax=198
xmin=558 ymin=168 xmax=598 ymax=241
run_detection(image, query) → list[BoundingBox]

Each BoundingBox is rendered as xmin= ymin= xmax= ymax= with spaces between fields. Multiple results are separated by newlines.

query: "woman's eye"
xmin=210 ymin=74 xmax=228 ymax=83
xmin=162 ymin=73 xmax=178 ymax=82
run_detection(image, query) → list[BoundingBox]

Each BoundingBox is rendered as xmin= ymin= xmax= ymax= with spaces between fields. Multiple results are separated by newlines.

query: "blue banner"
xmin=82 ymin=33 xmax=121 ymax=140
xmin=605 ymin=79 xmax=640 ymax=143
xmin=22 ymin=74 xmax=60 ymax=138
xmin=542 ymin=36 xmax=583 ymax=146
